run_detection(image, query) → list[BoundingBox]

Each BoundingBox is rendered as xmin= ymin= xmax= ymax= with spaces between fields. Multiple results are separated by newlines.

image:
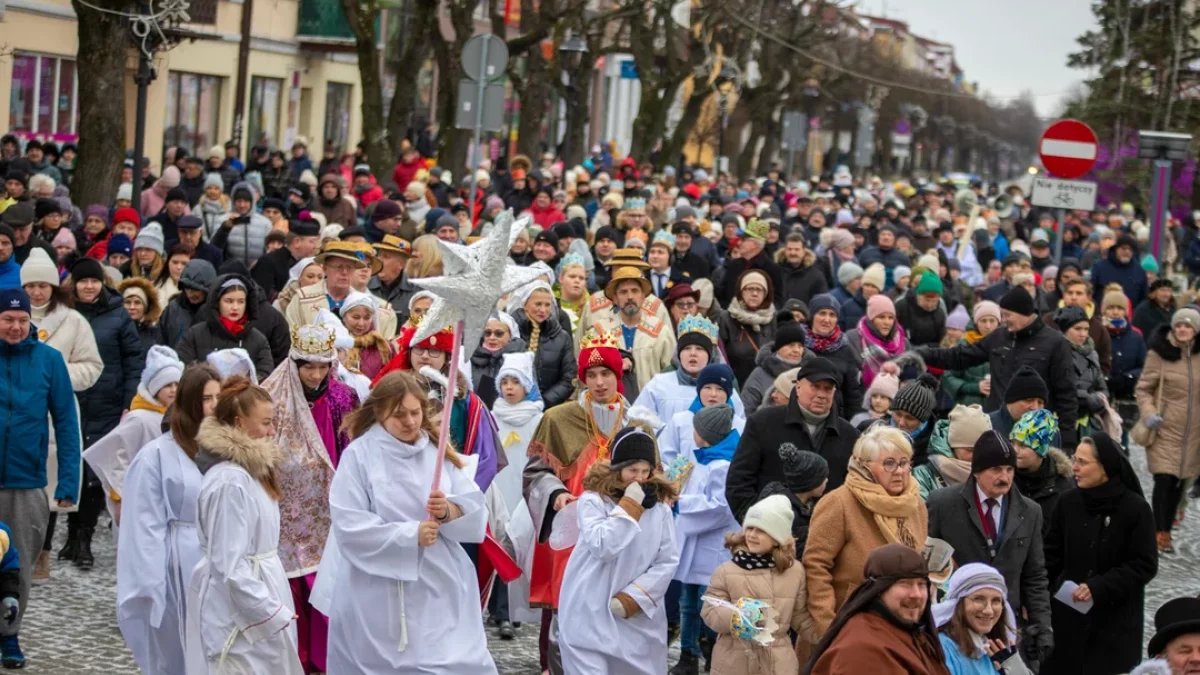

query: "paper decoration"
xmin=702 ymin=595 xmax=779 ymax=647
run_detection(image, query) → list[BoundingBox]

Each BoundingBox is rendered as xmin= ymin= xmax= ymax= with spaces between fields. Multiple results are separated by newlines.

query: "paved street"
xmin=18 ymin=444 xmax=1200 ymax=672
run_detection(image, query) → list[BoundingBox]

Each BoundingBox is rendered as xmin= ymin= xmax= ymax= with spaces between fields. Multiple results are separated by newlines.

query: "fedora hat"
xmin=605 ymin=266 xmax=652 ymax=302
xmin=607 ymin=247 xmax=650 ymax=270
xmin=373 ymin=234 xmax=412 ymax=257
xmin=315 ymin=241 xmax=383 ymax=275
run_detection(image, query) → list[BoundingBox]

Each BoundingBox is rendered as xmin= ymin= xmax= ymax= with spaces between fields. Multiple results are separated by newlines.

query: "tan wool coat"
xmin=1136 ymin=326 xmax=1200 ymax=479
xmin=801 ymin=484 xmax=928 ymax=635
xmin=701 ymin=557 xmax=818 ymax=675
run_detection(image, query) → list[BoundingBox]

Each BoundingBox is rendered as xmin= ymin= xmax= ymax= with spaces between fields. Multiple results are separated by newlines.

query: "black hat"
xmin=23 ymin=139 xmax=42 ymax=152
xmin=971 ymin=429 xmax=1017 ymax=474
xmin=289 ymin=183 xmax=311 ymax=200
xmin=1052 ymin=305 xmax=1089 ymax=332
xmin=4 ymin=169 xmax=27 ymax=188
xmin=0 ymin=202 xmax=34 ymax=227
xmin=780 ymin=445 xmax=830 ymax=494
xmin=892 ymin=375 xmax=937 ymax=423
xmin=551 ymin=221 xmax=574 ymax=241
xmin=0 ymin=224 xmax=15 ymax=245
xmin=177 ymin=215 xmax=203 ymax=230
xmin=999 ymin=286 xmax=1036 ymax=317
xmin=677 ymin=330 xmax=714 ymax=357
xmin=339 ymin=226 xmax=368 ymax=241
xmin=34 ymin=198 xmax=60 ymax=221
xmin=1149 ymin=597 xmax=1200 ymax=657
xmin=534 ymin=230 xmax=559 ymax=249
xmin=1001 ymin=253 xmax=1025 ymax=269
xmin=289 ymin=217 xmax=321 ymax=237
xmin=609 ymin=426 xmax=657 ymax=468
xmin=262 ymin=197 xmax=288 ymax=213
xmin=70 ymin=257 xmax=107 ymax=285
xmin=1150 ymin=278 xmax=1174 ymax=293
xmin=568 ymin=217 xmax=588 ymax=240
xmin=797 ymin=357 xmax=839 ymax=385
xmin=671 ymin=221 xmax=694 ymax=236
xmin=773 ymin=321 xmax=807 ymax=352
xmin=165 ymin=187 xmax=188 ymax=204
xmin=1005 ymin=366 xmax=1048 ymax=404
xmin=595 ymin=225 xmax=621 ymax=243
xmin=450 ymin=202 xmax=469 ymax=215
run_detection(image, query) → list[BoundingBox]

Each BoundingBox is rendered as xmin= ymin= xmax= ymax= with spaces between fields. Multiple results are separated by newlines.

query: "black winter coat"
xmin=894 ymin=292 xmax=946 ymax=348
xmin=194 ymin=278 xmax=290 ymax=368
xmin=469 ymin=337 xmax=529 ymax=408
xmin=1043 ymin=485 xmax=1158 ymax=675
xmin=76 ymin=288 xmax=144 ymax=446
xmin=1106 ymin=325 xmax=1147 ymax=400
xmin=918 ymin=318 xmax=1080 ymax=446
xmin=1014 ymin=448 xmax=1074 ymax=536
xmin=176 ymin=273 xmax=275 ymax=381
xmin=512 ymin=309 xmax=577 ymax=407
xmin=804 ymin=336 xmax=865 ymax=421
xmin=1132 ymin=299 xmax=1174 ymax=342
xmin=368 ymin=274 xmax=409 ymax=327
xmin=251 ymin=245 xmax=298 ymax=300
xmin=716 ymin=251 xmax=784 ymax=308
xmin=159 ymin=294 xmax=205 ymax=350
xmin=717 ymin=306 xmax=776 ymax=390
xmin=725 ymin=391 xmax=859 ymax=523
xmin=672 ymin=249 xmax=712 ymax=282
xmin=778 ymin=252 xmax=829 ymax=305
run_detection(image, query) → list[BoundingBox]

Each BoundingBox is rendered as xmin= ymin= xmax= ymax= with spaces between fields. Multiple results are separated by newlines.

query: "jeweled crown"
xmin=677 ymin=314 xmax=718 ymax=341
xmin=580 ymin=329 xmax=620 ymax=351
xmin=291 ymin=323 xmax=337 ymax=356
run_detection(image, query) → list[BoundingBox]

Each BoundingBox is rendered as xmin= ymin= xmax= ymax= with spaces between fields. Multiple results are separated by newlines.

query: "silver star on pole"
xmin=411 ymin=210 xmax=545 ymax=350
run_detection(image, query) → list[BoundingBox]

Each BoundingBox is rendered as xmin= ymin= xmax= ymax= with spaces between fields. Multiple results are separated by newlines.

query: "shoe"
xmin=699 ymin=635 xmax=713 ymax=671
xmin=667 ymin=622 xmax=680 ymax=645
xmin=498 ymin=620 xmax=515 ymax=640
xmin=0 ymin=634 xmax=25 ymax=669
xmin=1157 ymin=531 xmax=1175 ymax=554
xmin=74 ymin=527 xmax=94 ymax=570
xmin=30 ymin=553 xmax=48 ymax=586
xmin=57 ymin=523 xmax=78 ymax=562
xmin=669 ymin=651 xmax=699 ymax=675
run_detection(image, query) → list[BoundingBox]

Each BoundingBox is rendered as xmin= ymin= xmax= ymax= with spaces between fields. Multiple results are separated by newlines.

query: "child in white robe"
xmin=314 ymin=370 xmax=497 ymax=674
xmin=557 ymin=426 xmax=680 ymax=675
xmin=184 ymin=377 xmax=303 ymax=675
xmin=117 ymin=364 xmax=220 ymax=675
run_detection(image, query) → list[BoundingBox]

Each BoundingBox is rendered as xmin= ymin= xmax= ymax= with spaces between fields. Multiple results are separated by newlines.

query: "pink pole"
xmin=430 ymin=320 xmax=464 ymax=494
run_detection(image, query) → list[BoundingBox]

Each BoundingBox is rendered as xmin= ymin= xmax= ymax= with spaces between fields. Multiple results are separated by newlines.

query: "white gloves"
xmin=610 ymin=597 xmax=627 ymax=618
xmin=623 ymin=481 xmax=645 ymax=504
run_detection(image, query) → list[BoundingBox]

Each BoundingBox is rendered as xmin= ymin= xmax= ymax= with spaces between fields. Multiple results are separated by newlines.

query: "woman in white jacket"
xmin=22 ymin=247 xmax=103 ymax=580
xmin=185 ymin=376 xmax=302 ymax=675
xmin=116 ymin=364 xmax=221 ymax=674
xmin=313 ymin=370 xmax=496 ymax=673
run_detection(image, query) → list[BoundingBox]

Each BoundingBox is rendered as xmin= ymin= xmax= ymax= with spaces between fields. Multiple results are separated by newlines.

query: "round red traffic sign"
xmin=1039 ymin=119 xmax=1098 ymax=180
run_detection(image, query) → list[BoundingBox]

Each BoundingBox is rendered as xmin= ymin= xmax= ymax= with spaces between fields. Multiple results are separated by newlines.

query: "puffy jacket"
xmin=512 ymin=308 xmax=576 ymax=407
xmin=0 ymin=331 xmax=81 ymax=500
xmin=76 ymin=288 xmax=144 ymax=446
xmin=159 ymin=293 xmax=206 ymax=350
xmin=210 ymin=182 xmax=272 ymax=267
xmin=1067 ymin=344 xmax=1108 ymax=428
xmin=194 ymin=274 xmax=291 ymax=369
xmin=829 ymin=286 xmax=866 ymax=333
xmin=469 ymin=337 xmax=529 ymax=408
xmin=176 ymin=273 xmax=275 ymax=382
xmin=741 ymin=346 xmax=810 ymax=416
xmin=777 ymin=251 xmax=829 ymax=305
xmin=1091 ymin=240 xmax=1149 ymax=309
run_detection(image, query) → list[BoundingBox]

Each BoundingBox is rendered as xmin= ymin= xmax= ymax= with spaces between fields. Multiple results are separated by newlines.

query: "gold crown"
xmin=742 ymin=218 xmax=769 ymax=241
xmin=580 ymin=329 xmax=620 ymax=352
xmin=290 ymin=323 xmax=337 ymax=356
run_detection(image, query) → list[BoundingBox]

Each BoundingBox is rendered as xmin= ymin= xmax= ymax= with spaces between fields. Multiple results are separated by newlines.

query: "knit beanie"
xmin=115 ymin=183 xmax=133 ymax=203
xmin=773 ymin=321 xmax=807 ymax=352
xmin=51 ymin=227 xmax=76 ymax=250
xmin=677 ymin=329 xmax=714 ymax=358
xmin=917 ymin=253 xmax=941 ymax=273
xmin=1004 ymin=366 xmax=1048 ymax=404
xmin=773 ymin=367 xmax=801 ymax=401
xmin=696 ymin=363 xmax=735 ymax=399
xmin=71 ymin=257 xmax=107 ymax=284
xmin=946 ymin=304 xmax=969 ymax=331
xmin=204 ymin=172 xmax=224 ymax=189
xmin=891 ymin=376 xmax=936 ymax=423
xmin=971 ymin=429 xmax=1017 ymax=473
xmin=862 ymin=263 xmax=886 ymax=291
xmin=972 ymin=300 xmax=1001 ymax=325
xmin=609 ymin=426 xmax=658 ymax=468
xmin=0 ymin=225 xmax=13 ymax=248
xmin=780 ymin=445 xmax=829 ymax=494
xmin=915 ymin=271 xmax=943 ymax=296
xmin=1052 ymin=305 xmax=1089 ymax=332
xmin=947 ymin=404 xmax=992 ymax=450
xmin=694 ymin=404 xmax=734 ymax=446
xmin=179 ymin=259 xmax=217 ymax=292
xmin=739 ymin=270 xmax=769 ymax=293
xmin=808 ymin=293 xmax=841 ymax=319
xmin=894 ymin=265 xmax=912 ymax=284
xmin=165 ymin=187 xmax=187 ymax=205
xmin=865 ymin=372 xmax=900 ymax=401
xmin=34 ymin=197 xmax=60 ymax=221
xmin=0 ymin=289 xmax=30 ymax=315
xmin=1102 ymin=287 xmax=1129 ymax=314
xmin=743 ymin=494 xmax=794 ymax=545
xmin=999 ymin=286 xmax=1035 ymax=316
xmin=836 ymin=262 xmax=864 ymax=287
xmin=135 ymin=223 xmax=165 ymax=256
xmin=1173 ymin=307 xmax=1200 ymax=331
xmin=1009 ymin=408 xmax=1059 ymax=458
xmin=866 ymin=294 xmax=895 ymax=321
xmin=20 ymin=248 xmax=59 ymax=287
xmin=141 ymin=345 xmax=185 ymax=398
xmin=1142 ymin=254 xmax=1160 ymax=274
xmin=107 ymin=233 xmax=133 ymax=258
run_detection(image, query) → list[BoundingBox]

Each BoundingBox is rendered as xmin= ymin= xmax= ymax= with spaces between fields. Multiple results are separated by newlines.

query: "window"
xmin=164 ymin=71 xmax=222 ymax=155
xmin=323 ymin=82 xmax=352 ymax=153
xmin=8 ymin=53 xmax=78 ymax=138
xmin=248 ymin=76 xmax=283 ymax=149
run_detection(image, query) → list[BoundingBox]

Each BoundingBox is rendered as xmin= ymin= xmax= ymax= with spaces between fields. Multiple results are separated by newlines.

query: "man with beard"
xmin=577 ymin=249 xmax=670 ymax=346
xmin=592 ymin=267 xmax=675 ymax=394
xmin=805 ymin=544 xmax=950 ymax=675
xmin=926 ymin=430 xmax=1053 ymax=672
xmin=633 ymin=315 xmax=744 ymax=423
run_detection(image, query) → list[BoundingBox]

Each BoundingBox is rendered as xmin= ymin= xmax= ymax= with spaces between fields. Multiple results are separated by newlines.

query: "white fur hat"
xmin=497 ymin=351 xmax=539 ymax=400
xmin=141 ymin=345 xmax=184 ymax=397
xmin=743 ymin=494 xmax=794 ymax=546
xmin=206 ymin=348 xmax=258 ymax=384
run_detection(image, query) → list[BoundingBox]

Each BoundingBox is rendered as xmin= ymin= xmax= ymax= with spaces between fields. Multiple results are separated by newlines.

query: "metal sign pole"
xmin=1054 ymin=208 xmax=1065 ymax=266
xmin=1149 ymin=159 xmax=1171 ymax=263
xmin=467 ymin=42 xmax=490 ymax=226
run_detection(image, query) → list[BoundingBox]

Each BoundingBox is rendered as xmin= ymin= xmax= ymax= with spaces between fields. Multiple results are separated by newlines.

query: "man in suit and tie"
xmin=645 ymin=230 xmax=689 ymax=298
xmin=926 ymin=429 xmax=1054 ymax=672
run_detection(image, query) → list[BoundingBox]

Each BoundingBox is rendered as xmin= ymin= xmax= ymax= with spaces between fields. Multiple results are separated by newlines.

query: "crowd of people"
xmin=0 ymin=132 xmax=1196 ymax=675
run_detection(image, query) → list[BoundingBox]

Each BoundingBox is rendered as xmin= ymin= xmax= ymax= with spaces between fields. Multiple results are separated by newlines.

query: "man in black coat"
xmin=777 ymin=232 xmax=829 ymax=305
xmin=926 ymin=430 xmax=1054 ymax=671
xmin=250 ymin=215 xmax=321 ymax=300
xmin=725 ymin=357 xmax=859 ymax=522
xmin=912 ymin=286 xmax=1079 ymax=448
xmin=715 ymin=221 xmax=783 ymax=308
xmin=670 ymin=221 xmax=712 ymax=281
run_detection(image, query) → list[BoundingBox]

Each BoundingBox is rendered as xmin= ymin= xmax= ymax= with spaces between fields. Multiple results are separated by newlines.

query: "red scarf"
xmin=219 ymin=314 xmax=247 ymax=336
xmin=806 ymin=324 xmax=846 ymax=354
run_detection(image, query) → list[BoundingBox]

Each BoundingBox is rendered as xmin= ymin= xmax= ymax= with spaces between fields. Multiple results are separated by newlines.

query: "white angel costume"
xmin=634 ymin=370 xmax=745 ymax=431
xmin=658 ymin=404 xmax=746 ymax=466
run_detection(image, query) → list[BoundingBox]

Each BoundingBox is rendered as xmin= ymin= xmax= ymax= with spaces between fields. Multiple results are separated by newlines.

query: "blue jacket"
xmin=0 ymin=257 xmax=18 ymax=290
xmin=829 ymin=286 xmax=866 ymax=332
xmin=1091 ymin=245 xmax=1149 ymax=309
xmin=1106 ymin=324 xmax=1147 ymax=399
xmin=0 ymin=330 xmax=80 ymax=501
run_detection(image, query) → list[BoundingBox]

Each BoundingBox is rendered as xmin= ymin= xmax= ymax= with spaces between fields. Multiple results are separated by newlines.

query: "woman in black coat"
xmin=718 ymin=268 xmax=777 ymax=388
xmin=176 ymin=272 xmax=274 ymax=382
xmin=67 ymin=257 xmax=144 ymax=568
xmin=1043 ymin=431 xmax=1158 ymax=675
xmin=803 ymin=292 xmax=865 ymax=420
xmin=511 ymin=285 xmax=576 ymax=407
xmin=470 ymin=315 xmax=528 ymax=408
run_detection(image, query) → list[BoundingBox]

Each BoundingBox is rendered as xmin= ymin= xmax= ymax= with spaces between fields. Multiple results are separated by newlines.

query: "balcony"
xmin=297 ymin=0 xmax=355 ymax=47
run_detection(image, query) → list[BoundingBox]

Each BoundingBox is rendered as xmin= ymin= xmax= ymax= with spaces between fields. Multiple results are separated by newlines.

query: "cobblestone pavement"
xmin=17 ymin=443 xmax=1200 ymax=672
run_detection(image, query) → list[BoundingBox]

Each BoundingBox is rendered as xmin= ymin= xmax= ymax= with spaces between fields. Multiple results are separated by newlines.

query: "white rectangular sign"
xmin=1030 ymin=177 xmax=1098 ymax=211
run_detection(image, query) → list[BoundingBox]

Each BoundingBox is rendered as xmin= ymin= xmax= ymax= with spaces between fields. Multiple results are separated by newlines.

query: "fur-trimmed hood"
xmin=581 ymin=459 xmax=679 ymax=503
xmin=1045 ymin=447 xmax=1072 ymax=478
xmin=117 ymin=276 xmax=162 ymax=326
xmin=1148 ymin=323 xmax=1200 ymax=361
xmin=194 ymin=417 xmax=283 ymax=480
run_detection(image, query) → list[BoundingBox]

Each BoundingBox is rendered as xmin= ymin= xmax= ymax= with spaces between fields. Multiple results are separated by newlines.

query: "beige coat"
xmin=801 ymin=484 xmax=928 ymax=635
xmin=284 ymin=280 xmax=398 ymax=339
xmin=575 ymin=291 xmax=670 ymax=349
xmin=702 ymin=557 xmax=818 ymax=675
xmin=32 ymin=303 xmax=103 ymax=512
xmin=1136 ymin=327 xmax=1200 ymax=479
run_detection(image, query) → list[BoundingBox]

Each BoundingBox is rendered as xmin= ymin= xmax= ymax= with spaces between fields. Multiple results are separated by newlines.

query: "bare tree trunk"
xmin=562 ymin=53 xmax=596 ymax=167
xmin=756 ymin=114 xmax=781 ymax=175
xmin=516 ymin=51 xmax=552 ymax=158
xmin=341 ymin=0 xmax=394 ymax=184
xmin=71 ymin=0 xmax=132 ymax=207
xmin=433 ymin=18 xmax=472 ymax=175
xmin=661 ymin=88 xmax=709 ymax=171
xmin=385 ymin=0 xmax=438 ymax=159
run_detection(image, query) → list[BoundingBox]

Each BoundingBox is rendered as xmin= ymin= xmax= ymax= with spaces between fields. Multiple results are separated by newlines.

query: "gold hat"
xmin=316 ymin=240 xmax=383 ymax=275
xmin=608 ymin=248 xmax=650 ymax=270
xmin=604 ymin=265 xmax=653 ymax=302
xmin=373 ymin=234 xmax=412 ymax=257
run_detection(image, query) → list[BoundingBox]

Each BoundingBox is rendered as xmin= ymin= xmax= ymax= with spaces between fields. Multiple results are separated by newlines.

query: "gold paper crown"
xmin=290 ymin=323 xmax=337 ymax=356
xmin=742 ymin=218 xmax=769 ymax=241
xmin=580 ymin=329 xmax=620 ymax=351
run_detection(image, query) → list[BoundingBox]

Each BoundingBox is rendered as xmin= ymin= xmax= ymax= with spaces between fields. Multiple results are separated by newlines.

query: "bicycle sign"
xmin=1030 ymin=177 xmax=1097 ymax=212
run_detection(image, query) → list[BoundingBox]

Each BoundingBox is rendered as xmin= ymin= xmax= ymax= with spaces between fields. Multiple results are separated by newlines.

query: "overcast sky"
xmin=858 ymin=0 xmax=1098 ymax=117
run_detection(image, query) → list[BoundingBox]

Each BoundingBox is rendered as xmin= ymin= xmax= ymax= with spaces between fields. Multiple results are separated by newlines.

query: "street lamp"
xmin=559 ymin=34 xmax=588 ymax=166
xmin=713 ymin=64 xmax=737 ymax=174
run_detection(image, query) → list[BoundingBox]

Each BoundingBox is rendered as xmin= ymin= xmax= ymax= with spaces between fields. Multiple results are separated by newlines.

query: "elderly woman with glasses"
xmin=803 ymin=425 xmax=928 ymax=636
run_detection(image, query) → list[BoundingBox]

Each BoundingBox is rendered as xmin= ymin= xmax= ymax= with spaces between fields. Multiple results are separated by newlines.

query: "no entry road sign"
xmin=1039 ymin=119 xmax=1098 ymax=180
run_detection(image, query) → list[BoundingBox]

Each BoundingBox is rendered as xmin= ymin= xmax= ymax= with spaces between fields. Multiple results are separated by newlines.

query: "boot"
xmin=669 ymin=651 xmax=699 ymax=675
xmin=57 ymin=522 xmax=78 ymax=562
xmin=498 ymin=620 xmax=515 ymax=640
xmin=31 ymin=552 xmax=49 ymax=585
xmin=1157 ymin=531 xmax=1175 ymax=554
xmin=699 ymin=634 xmax=714 ymax=671
xmin=0 ymin=634 xmax=24 ymax=669
xmin=74 ymin=527 xmax=94 ymax=570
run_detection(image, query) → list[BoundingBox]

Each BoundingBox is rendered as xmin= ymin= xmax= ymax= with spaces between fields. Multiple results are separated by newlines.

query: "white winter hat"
xmin=142 ymin=345 xmax=184 ymax=397
xmin=340 ymin=290 xmax=378 ymax=327
xmin=20 ymin=247 xmax=59 ymax=288
xmin=743 ymin=494 xmax=794 ymax=546
xmin=115 ymin=182 xmax=133 ymax=203
xmin=206 ymin=348 xmax=257 ymax=384
xmin=497 ymin=351 xmax=538 ymax=400
xmin=135 ymin=222 xmax=165 ymax=256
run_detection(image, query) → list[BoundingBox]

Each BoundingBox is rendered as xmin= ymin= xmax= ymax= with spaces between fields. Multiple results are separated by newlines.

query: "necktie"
xmin=656 ymin=273 xmax=665 ymax=296
xmin=984 ymin=498 xmax=998 ymax=540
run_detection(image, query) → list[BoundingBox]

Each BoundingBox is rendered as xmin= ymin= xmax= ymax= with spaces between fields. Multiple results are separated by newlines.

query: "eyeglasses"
xmin=964 ymin=594 xmax=1005 ymax=611
xmin=483 ymin=329 xmax=508 ymax=338
xmin=872 ymin=458 xmax=912 ymax=473
xmin=410 ymin=347 xmax=443 ymax=358
xmin=673 ymin=301 xmax=697 ymax=310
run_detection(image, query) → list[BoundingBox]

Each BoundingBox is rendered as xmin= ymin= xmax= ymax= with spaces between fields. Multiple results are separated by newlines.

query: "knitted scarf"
xmin=928 ymin=454 xmax=972 ymax=488
xmin=727 ymin=298 xmax=775 ymax=333
xmin=130 ymin=390 xmax=167 ymax=414
xmin=1070 ymin=336 xmax=1095 ymax=356
xmin=844 ymin=456 xmax=921 ymax=548
xmin=806 ymin=324 xmax=847 ymax=354
xmin=855 ymin=316 xmax=907 ymax=389
xmin=732 ymin=549 xmax=775 ymax=571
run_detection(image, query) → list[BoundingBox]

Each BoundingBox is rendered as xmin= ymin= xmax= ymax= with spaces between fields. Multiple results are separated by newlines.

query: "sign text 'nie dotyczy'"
xmin=1030 ymin=177 xmax=1098 ymax=212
